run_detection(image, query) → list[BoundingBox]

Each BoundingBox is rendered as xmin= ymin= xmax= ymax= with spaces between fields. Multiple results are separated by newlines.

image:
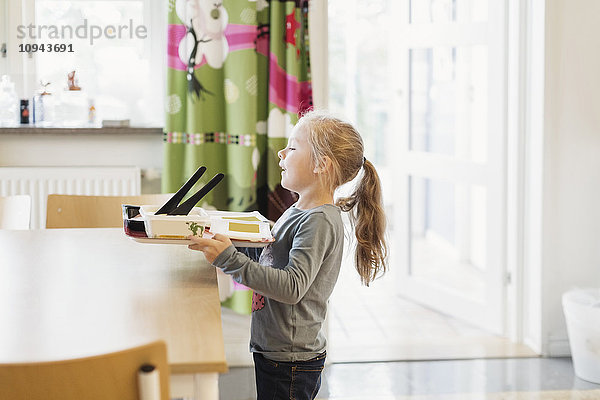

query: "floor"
xmin=326 ymin=254 xmax=537 ymax=363
xmin=219 ymin=357 xmax=600 ymax=399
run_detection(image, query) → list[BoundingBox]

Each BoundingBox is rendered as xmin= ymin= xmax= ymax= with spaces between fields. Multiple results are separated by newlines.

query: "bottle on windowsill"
xmin=33 ymin=93 xmax=44 ymax=125
xmin=88 ymin=99 xmax=96 ymax=125
xmin=33 ymin=81 xmax=53 ymax=126
xmin=20 ymin=99 xmax=30 ymax=124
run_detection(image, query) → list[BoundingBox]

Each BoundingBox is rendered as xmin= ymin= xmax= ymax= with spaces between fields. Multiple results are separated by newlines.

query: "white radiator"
xmin=0 ymin=166 xmax=141 ymax=229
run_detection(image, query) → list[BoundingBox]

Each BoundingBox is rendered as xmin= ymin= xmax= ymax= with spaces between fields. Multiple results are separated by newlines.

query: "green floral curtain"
xmin=163 ymin=0 xmax=313 ymax=313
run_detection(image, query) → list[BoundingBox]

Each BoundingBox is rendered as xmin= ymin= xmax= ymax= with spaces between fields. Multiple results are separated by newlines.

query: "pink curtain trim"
xmin=168 ymin=24 xmax=262 ymax=71
xmin=227 ymin=24 xmax=260 ymax=52
xmin=269 ymin=53 xmax=312 ymax=114
xmin=167 ymin=24 xmax=188 ymax=70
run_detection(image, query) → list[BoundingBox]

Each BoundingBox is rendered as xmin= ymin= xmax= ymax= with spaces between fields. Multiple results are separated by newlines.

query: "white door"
xmin=390 ymin=0 xmax=507 ymax=334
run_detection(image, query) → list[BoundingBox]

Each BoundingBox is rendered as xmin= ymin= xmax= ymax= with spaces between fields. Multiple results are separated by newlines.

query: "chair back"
xmin=0 ymin=195 xmax=31 ymax=230
xmin=46 ymin=194 xmax=173 ymax=228
xmin=0 ymin=341 xmax=169 ymax=400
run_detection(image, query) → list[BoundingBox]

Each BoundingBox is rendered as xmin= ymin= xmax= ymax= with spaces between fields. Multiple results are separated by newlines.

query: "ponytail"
xmin=336 ymin=159 xmax=387 ymax=286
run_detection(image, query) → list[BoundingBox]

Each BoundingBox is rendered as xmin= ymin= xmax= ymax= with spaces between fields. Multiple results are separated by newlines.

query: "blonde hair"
xmin=297 ymin=110 xmax=388 ymax=286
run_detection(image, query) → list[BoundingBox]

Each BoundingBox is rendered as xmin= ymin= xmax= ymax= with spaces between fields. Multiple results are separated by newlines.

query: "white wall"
xmin=0 ymin=130 xmax=164 ymax=193
xmin=540 ymin=0 xmax=600 ymax=355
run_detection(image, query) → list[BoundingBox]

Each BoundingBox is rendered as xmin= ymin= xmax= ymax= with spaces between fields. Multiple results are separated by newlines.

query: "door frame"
xmin=509 ymin=0 xmax=545 ymax=354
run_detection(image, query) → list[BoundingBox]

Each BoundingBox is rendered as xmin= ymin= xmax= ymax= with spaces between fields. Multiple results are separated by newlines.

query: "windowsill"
xmin=0 ymin=125 xmax=164 ymax=171
xmin=0 ymin=126 xmax=163 ymax=135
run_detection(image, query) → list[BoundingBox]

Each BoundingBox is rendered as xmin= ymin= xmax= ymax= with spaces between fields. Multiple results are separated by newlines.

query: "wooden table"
xmin=0 ymin=228 xmax=227 ymax=399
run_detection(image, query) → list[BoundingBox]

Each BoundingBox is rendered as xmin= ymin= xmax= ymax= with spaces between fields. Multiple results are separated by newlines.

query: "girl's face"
xmin=277 ymin=125 xmax=317 ymax=194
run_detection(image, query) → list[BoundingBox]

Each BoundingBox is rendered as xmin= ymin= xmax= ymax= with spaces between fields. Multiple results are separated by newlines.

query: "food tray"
xmin=122 ymin=204 xmax=274 ymax=247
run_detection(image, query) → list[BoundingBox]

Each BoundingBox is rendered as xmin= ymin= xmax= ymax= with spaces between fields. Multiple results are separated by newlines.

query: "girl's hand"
xmin=188 ymin=233 xmax=233 ymax=263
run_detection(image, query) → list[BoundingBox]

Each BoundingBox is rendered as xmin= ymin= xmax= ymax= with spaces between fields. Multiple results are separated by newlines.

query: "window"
xmin=1 ymin=0 xmax=166 ymax=127
xmin=328 ymin=0 xmax=393 ymax=167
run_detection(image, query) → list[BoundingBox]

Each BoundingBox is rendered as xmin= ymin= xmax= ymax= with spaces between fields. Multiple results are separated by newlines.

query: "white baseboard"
xmin=547 ymin=335 xmax=572 ymax=357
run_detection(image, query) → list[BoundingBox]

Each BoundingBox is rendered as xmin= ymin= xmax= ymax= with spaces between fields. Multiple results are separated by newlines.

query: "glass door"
xmin=392 ymin=0 xmax=507 ymax=334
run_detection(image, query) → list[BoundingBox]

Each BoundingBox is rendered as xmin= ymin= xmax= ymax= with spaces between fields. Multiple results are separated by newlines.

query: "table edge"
xmin=170 ymin=362 xmax=229 ymax=375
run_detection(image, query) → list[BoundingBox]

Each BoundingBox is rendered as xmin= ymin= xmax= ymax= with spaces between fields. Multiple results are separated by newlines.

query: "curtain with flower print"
xmin=163 ymin=0 xmax=313 ymax=314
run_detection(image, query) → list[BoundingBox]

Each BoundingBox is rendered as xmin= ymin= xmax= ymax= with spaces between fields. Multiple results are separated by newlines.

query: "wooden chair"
xmin=46 ymin=194 xmax=172 ymax=229
xmin=0 ymin=195 xmax=31 ymax=230
xmin=0 ymin=341 xmax=170 ymax=400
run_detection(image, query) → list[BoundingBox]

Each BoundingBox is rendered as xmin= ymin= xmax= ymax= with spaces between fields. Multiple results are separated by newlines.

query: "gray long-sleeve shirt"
xmin=212 ymin=204 xmax=344 ymax=362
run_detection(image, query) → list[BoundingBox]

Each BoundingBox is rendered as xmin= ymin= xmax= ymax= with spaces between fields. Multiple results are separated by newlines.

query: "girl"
xmin=188 ymin=110 xmax=387 ymax=400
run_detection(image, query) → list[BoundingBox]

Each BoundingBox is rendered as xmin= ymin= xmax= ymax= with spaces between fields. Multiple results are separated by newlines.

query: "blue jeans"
xmin=253 ymin=352 xmax=326 ymax=400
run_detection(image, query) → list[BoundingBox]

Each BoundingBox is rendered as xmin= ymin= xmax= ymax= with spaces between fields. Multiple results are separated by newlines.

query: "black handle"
xmin=167 ymin=173 xmax=224 ymax=216
xmin=154 ymin=166 xmax=206 ymax=215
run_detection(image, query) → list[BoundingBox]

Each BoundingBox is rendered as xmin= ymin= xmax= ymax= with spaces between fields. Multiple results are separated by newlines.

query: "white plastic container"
xmin=140 ymin=205 xmax=209 ymax=239
xmin=562 ymin=288 xmax=600 ymax=384
xmin=0 ymin=75 xmax=19 ymax=127
xmin=206 ymin=210 xmax=272 ymax=242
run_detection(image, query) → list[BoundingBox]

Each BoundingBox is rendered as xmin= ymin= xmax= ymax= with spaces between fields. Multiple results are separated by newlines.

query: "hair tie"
xmin=363 ymin=156 xmax=366 ymax=166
